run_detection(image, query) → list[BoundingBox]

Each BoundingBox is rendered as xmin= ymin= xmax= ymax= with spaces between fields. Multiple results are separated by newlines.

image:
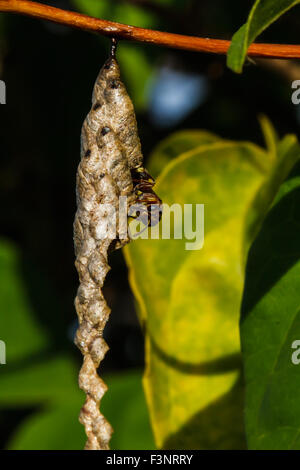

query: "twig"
xmin=0 ymin=0 xmax=300 ymax=59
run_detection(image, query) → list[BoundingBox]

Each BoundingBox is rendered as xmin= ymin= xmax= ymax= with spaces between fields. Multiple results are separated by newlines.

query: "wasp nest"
xmin=73 ymin=45 xmax=143 ymax=450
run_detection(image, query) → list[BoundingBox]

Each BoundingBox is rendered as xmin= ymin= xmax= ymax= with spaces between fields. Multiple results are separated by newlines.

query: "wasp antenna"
xmin=110 ymin=38 xmax=118 ymax=58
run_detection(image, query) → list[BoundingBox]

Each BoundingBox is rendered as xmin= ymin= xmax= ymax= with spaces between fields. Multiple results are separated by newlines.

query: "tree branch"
xmin=0 ymin=0 xmax=300 ymax=60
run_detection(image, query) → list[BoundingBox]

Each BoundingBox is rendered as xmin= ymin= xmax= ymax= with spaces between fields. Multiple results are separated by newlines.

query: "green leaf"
xmin=1 ymin=354 xmax=84 ymax=449
xmin=227 ymin=0 xmax=300 ymax=73
xmin=8 ymin=404 xmax=85 ymax=450
xmin=71 ymin=0 xmax=108 ymax=18
xmin=125 ymin=126 xmax=300 ymax=449
xmin=111 ymin=3 xmax=157 ymax=28
xmin=102 ymin=371 xmax=155 ymax=450
xmin=71 ymin=0 xmax=156 ymax=27
xmin=246 ymin=133 xmax=300 ymax=244
xmin=0 ymin=355 xmax=82 ymax=406
xmin=118 ymin=44 xmax=153 ymax=110
xmin=0 ymin=239 xmax=153 ymax=449
xmin=241 ymin=161 xmax=300 ymax=449
xmin=4 ymin=366 xmax=154 ymax=450
xmin=0 ymin=239 xmax=50 ymax=363
xmin=259 ymin=115 xmax=278 ymax=158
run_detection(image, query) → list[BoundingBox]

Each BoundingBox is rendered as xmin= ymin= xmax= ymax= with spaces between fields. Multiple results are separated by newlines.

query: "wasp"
xmin=128 ymin=165 xmax=162 ymax=235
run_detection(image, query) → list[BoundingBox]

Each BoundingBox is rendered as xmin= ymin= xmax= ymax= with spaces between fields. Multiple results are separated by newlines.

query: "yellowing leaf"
xmin=148 ymin=129 xmax=220 ymax=178
xmin=125 ymin=126 xmax=300 ymax=449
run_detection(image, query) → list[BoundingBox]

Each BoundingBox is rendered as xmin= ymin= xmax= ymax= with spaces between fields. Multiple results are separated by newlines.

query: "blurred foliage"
xmin=0 ymin=238 xmax=154 ymax=450
xmin=0 ymin=0 xmax=300 ymax=452
xmin=227 ymin=0 xmax=300 ymax=73
xmin=0 ymin=240 xmax=50 ymax=362
xmin=72 ymin=0 xmax=157 ymax=27
xmin=5 ymin=366 xmax=154 ymax=450
xmin=125 ymin=123 xmax=300 ymax=449
xmin=118 ymin=44 xmax=153 ymax=110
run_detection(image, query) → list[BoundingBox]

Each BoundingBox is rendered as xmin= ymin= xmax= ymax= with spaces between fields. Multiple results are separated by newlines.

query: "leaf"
xmin=125 ymin=126 xmax=300 ymax=449
xmin=0 ymin=354 xmax=84 ymax=449
xmin=0 ymin=239 xmax=50 ymax=363
xmin=71 ymin=0 xmax=156 ymax=27
xmin=5 ymin=367 xmax=154 ymax=450
xmin=246 ymin=133 xmax=300 ymax=244
xmin=148 ymin=129 xmax=220 ymax=178
xmin=118 ymin=44 xmax=153 ymax=110
xmin=241 ymin=161 xmax=300 ymax=449
xmin=0 ymin=355 xmax=82 ymax=406
xmin=111 ymin=3 xmax=157 ymax=28
xmin=71 ymin=0 xmax=108 ymax=18
xmin=102 ymin=371 xmax=155 ymax=450
xmin=227 ymin=0 xmax=300 ymax=73
xmin=259 ymin=115 xmax=278 ymax=158
xmin=7 ymin=405 xmax=85 ymax=450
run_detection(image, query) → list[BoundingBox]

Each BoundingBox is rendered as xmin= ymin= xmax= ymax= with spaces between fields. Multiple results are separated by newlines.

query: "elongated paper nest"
xmin=73 ymin=54 xmax=143 ymax=450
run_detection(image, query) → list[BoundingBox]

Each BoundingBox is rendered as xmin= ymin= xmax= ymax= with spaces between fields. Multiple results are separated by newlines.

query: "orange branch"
xmin=0 ymin=0 xmax=300 ymax=59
